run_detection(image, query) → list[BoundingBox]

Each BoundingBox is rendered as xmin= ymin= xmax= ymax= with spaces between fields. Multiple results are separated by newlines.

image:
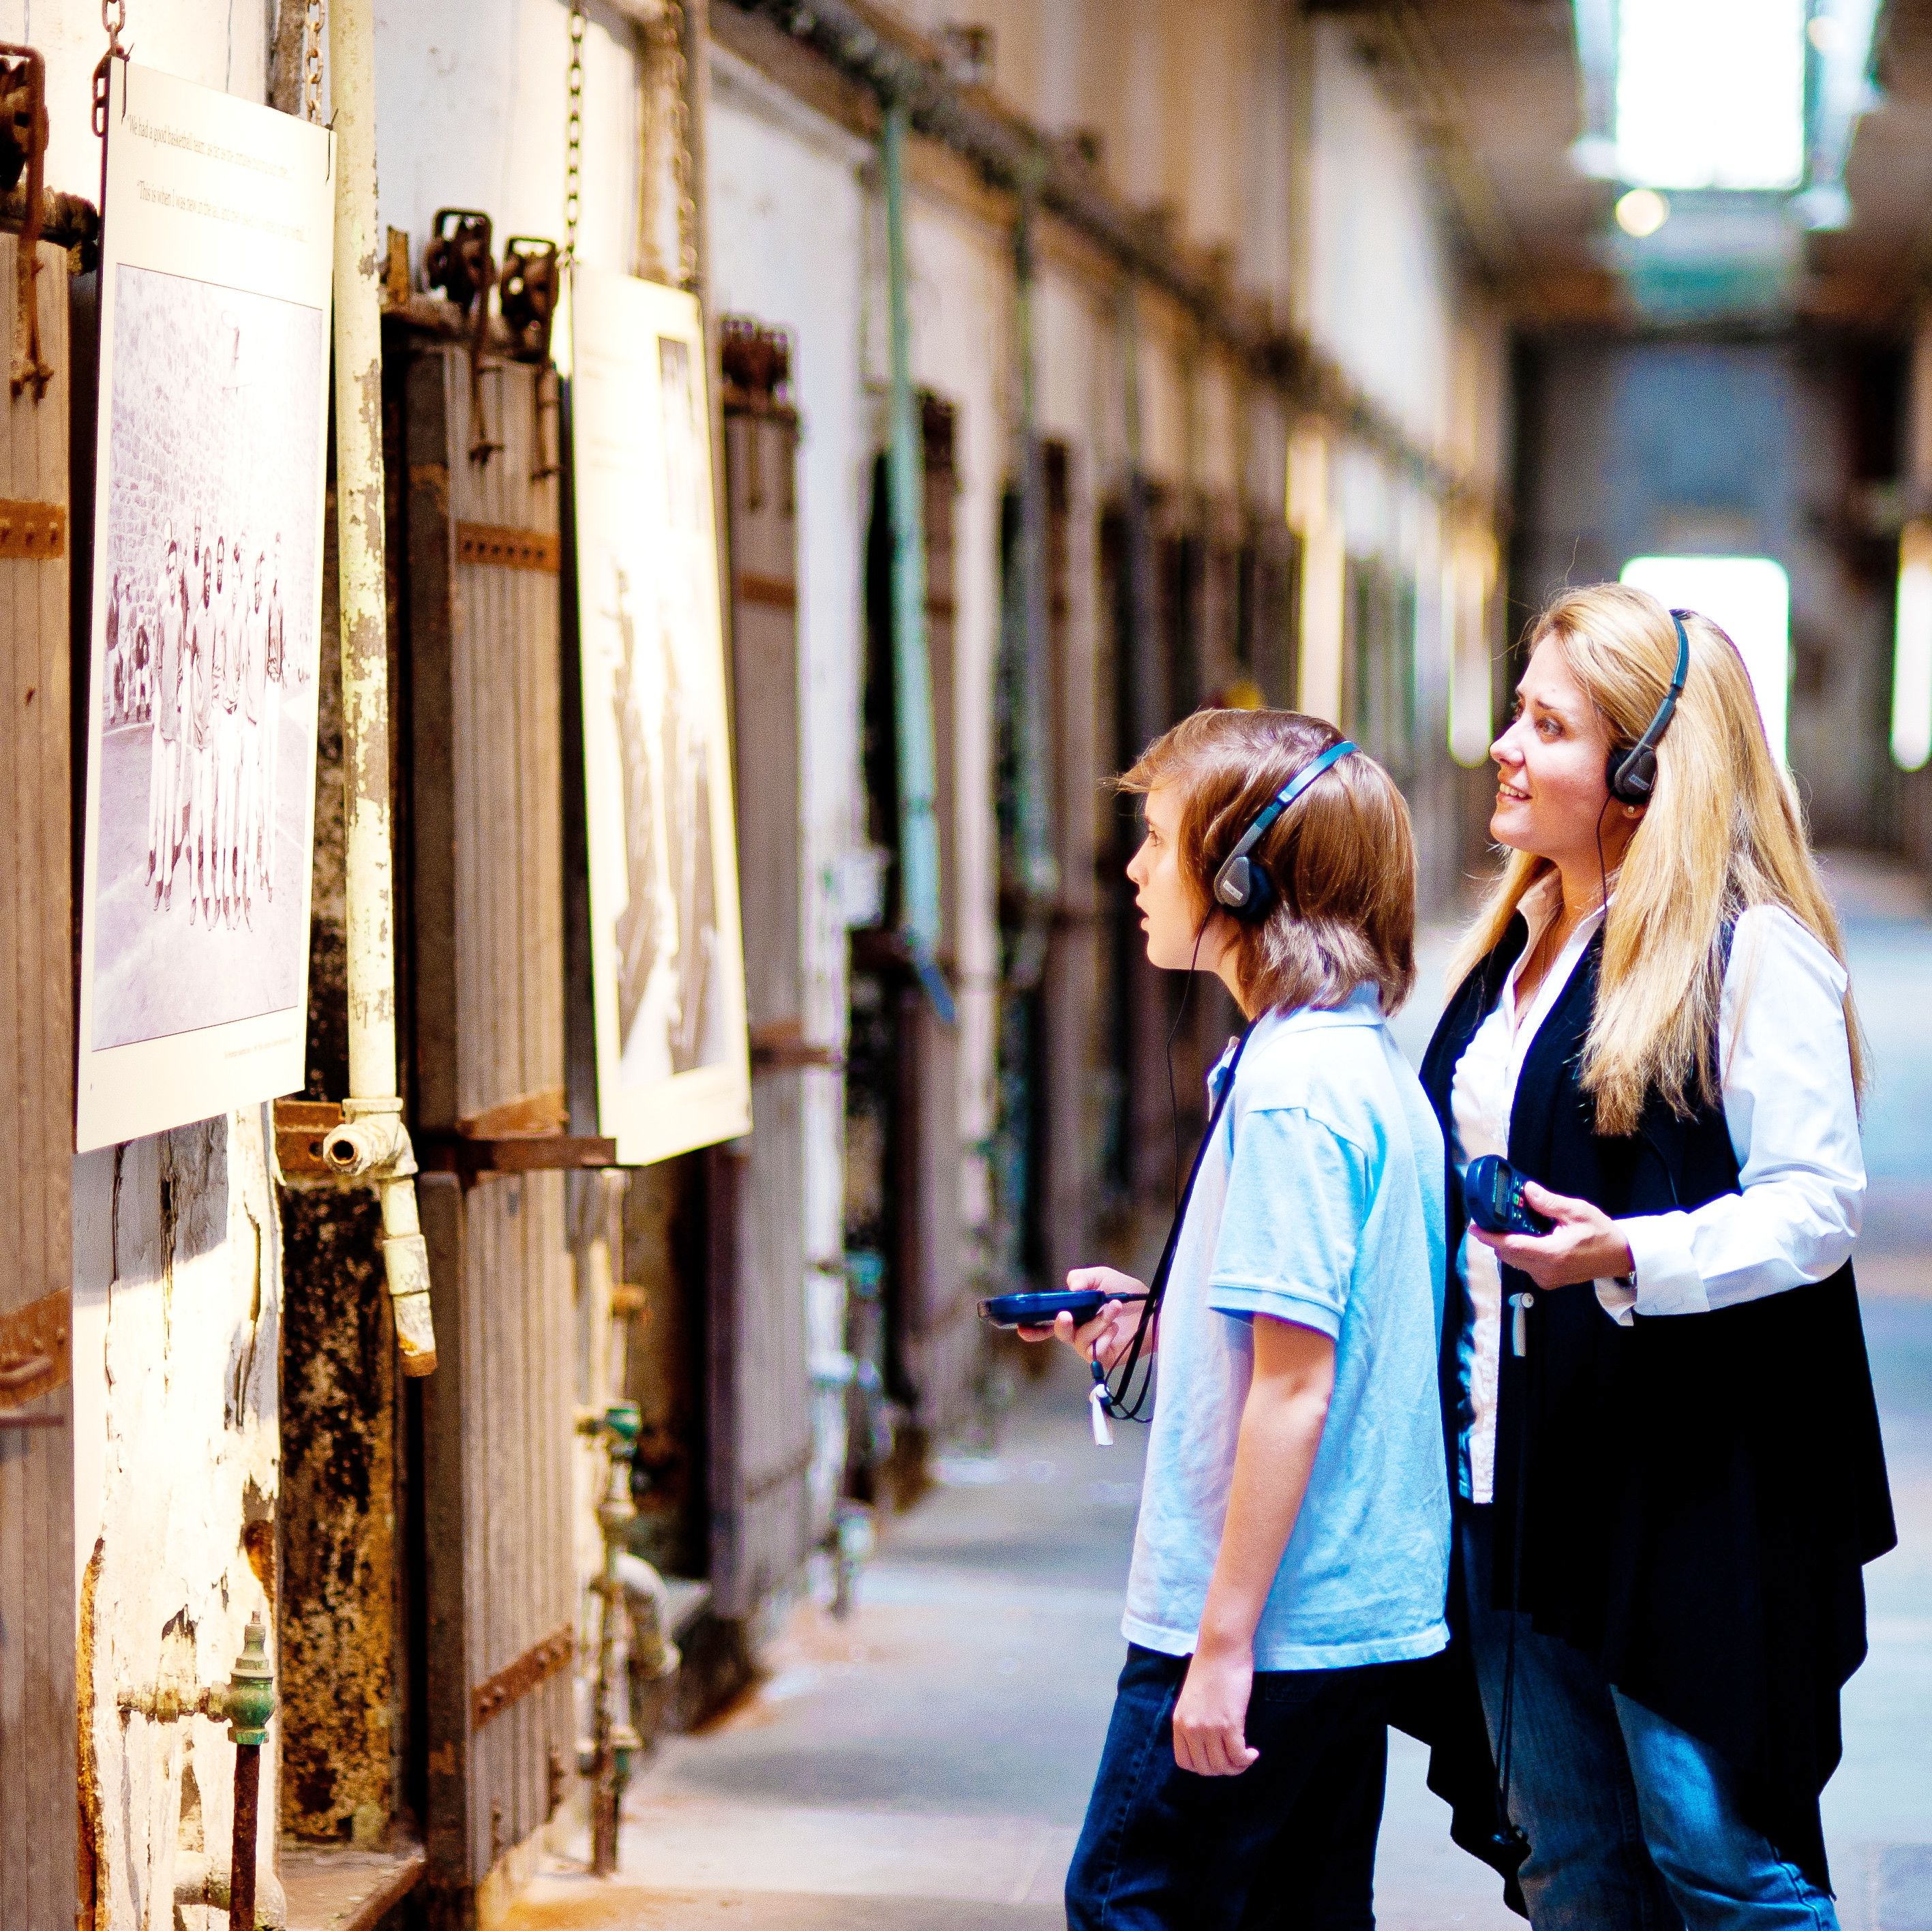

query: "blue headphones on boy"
xmin=1211 ymin=738 xmax=1358 ymax=922
xmin=1606 ymin=610 xmax=1691 ymax=805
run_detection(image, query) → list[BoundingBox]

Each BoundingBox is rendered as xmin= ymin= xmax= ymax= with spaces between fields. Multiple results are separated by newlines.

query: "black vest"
xmin=1419 ymin=918 xmax=1895 ymax=1887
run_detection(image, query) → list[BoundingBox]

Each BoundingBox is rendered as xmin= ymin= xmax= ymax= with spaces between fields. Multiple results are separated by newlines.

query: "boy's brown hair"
xmin=1118 ymin=708 xmax=1417 ymax=1016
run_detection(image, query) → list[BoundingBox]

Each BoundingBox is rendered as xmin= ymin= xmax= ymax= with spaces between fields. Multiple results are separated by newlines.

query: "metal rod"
xmin=881 ymin=98 xmax=950 ymax=1017
xmin=328 ymin=0 xmax=438 ymax=1373
xmin=228 ymin=1743 xmax=260 ymax=1931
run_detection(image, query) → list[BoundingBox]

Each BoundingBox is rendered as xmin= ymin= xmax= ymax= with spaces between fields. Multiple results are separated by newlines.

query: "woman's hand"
xmin=1472 ymin=1182 xmax=1634 ymax=1289
xmin=1171 ymin=1640 xmax=1260 ymax=1777
xmin=1016 ymin=1266 xmax=1149 ymax=1367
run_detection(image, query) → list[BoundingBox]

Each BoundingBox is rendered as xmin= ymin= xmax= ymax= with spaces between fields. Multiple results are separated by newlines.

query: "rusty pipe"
xmin=230 ymin=1742 xmax=261 ymax=1931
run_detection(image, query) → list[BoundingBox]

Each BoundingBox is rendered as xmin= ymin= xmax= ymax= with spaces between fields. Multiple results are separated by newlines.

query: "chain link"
xmin=93 ymin=0 xmax=128 ymax=138
xmin=563 ymin=0 xmax=586 ymax=269
xmin=663 ymin=0 xmax=697 ymax=293
xmin=303 ymin=0 xmax=324 ymax=123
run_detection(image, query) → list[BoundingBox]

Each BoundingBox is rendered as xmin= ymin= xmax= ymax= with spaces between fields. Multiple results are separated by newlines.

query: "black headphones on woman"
xmin=1210 ymin=738 xmax=1358 ymax=922
xmin=1606 ymin=610 xmax=1691 ymax=804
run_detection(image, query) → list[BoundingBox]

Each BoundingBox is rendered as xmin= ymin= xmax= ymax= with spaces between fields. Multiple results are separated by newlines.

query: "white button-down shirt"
xmin=1447 ymin=874 xmax=1865 ymax=1503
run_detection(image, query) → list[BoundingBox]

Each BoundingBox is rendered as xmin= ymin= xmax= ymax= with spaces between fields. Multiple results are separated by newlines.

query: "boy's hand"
xmin=1172 ymin=1641 xmax=1260 ymax=1776
xmin=1016 ymin=1267 xmax=1149 ymax=1367
xmin=1471 ymin=1182 xmax=1633 ymax=1289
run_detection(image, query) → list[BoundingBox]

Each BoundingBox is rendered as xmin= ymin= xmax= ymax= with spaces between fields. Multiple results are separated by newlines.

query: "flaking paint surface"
xmin=72 ymin=1110 xmax=282 ymax=1931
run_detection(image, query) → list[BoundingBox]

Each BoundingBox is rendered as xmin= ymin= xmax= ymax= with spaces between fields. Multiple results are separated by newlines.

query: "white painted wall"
xmin=72 ymin=1116 xmax=283 ymax=1931
xmin=706 ymin=48 xmax=873 ymax=1529
xmin=372 ymin=0 xmax=643 ymax=279
xmin=1306 ymin=20 xmax=1457 ymax=467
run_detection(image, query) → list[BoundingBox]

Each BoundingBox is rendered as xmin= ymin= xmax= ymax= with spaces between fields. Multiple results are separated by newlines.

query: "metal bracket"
xmin=500 ymin=236 xmax=561 ymax=479
xmin=0 ymin=44 xmax=54 ymax=401
xmin=0 ymin=1288 xmax=70 ymax=1409
xmin=455 ymin=520 xmax=560 ymax=573
xmin=423 ymin=207 xmax=502 ymax=465
xmin=0 ymin=496 xmax=63 ymax=557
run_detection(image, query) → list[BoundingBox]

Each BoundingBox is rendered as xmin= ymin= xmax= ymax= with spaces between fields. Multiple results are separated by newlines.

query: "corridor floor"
xmin=509 ymin=858 xmax=1932 ymax=1931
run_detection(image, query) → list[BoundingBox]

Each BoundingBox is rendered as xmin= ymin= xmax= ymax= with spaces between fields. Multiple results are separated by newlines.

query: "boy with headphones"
xmin=1026 ymin=710 xmax=1449 ymax=1930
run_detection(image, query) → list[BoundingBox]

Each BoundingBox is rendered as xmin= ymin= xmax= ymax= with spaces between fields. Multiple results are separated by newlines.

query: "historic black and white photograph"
xmin=89 ymin=267 xmax=323 ymax=1047
xmin=574 ymin=266 xmax=750 ymax=1166
xmin=74 ymin=62 xmax=333 ymax=1151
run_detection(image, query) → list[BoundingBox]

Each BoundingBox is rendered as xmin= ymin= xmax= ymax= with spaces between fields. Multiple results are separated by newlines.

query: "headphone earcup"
xmin=1233 ymin=865 xmax=1275 ymax=923
xmin=1608 ymin=744 xmax=1656 ymax=805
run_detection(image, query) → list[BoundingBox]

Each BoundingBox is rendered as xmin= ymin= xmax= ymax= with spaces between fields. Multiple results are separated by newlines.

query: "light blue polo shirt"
xmin=1121 ymin=987 xmax=1451 ymax=1671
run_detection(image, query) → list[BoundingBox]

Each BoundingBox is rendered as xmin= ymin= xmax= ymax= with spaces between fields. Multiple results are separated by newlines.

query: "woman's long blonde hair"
xmin=1449 ymin=582 xmax=1864 ymax=1136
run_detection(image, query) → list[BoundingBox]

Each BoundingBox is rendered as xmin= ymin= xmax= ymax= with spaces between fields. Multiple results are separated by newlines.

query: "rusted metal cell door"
xmin=402 ymin=331 xmax=567 ymax=1142
xmin=899 ymin=396 xmax=971 ymax=1443
xmin=0 ymin=228 xmax=76 ymax=1931
xmin=393 ymin=326 xmax=576 ymax=1896
xmin=710 ymin=325 xmax=814 ymax=1617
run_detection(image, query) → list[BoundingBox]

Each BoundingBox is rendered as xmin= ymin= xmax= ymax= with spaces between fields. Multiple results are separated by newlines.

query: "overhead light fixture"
xmin=1615 ymin=188 xmax=1670 ymax=238
xmin=1614 ymin=0 xmax=1806 ymax=192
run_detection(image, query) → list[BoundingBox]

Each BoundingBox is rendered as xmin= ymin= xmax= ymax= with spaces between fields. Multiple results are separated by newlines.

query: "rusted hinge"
xmin=419 ymin=1135 xmax=620 ymax=1179
xmin=455 ymin=521 xmax=560 ymax=573
xmin=472 ymin=1623 xmax=574 ymax=1731
xmin=0 ymin=44 xmax=54 ymax=400
xmin=734 ymin=570 xmax=796 ymax=612
xmin=0 ymin=496 xmax=64 ymax=558
xmin=0 ymin=1288 xmax=70 ymax=1409
xmin=749 ymin=1019 xmax=843 ymax=1073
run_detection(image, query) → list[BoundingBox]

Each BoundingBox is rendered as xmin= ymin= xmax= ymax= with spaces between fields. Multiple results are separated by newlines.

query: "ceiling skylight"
xmin=1614 ymin=0 xmax=1807 ymax=192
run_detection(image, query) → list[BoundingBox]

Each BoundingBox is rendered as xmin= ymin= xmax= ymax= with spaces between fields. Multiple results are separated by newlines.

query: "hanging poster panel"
xmin=571 ymin=266 xmax=751 ymax=1164
xmin=74 ymin=63 xmax=333 ymax=1151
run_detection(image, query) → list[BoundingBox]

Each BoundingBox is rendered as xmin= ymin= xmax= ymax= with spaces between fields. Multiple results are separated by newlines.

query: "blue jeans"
xmin=1066 ymin=1645 xmax=1398 ymax=1930
xmin=1459 ymin=1505 xmax=1837 ymax=1931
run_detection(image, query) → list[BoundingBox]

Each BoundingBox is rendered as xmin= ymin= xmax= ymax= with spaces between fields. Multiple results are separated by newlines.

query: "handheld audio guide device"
xmin=1464 ymin=1154 xmax=1554 ymax=1238
xmin=978 ymin=1287 xmax=1148 ymax=1332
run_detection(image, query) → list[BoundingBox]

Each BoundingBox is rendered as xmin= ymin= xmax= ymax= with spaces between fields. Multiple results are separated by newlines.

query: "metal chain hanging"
xmin=661 ymin=0 xmax=697 ymax=293
xmin=562 ymin=0 xmax=585 ymax=269
xmin=302 ymin=0 xmax=324 ymax=123
xmin=91 ymin=0 xmax=127 ymax=138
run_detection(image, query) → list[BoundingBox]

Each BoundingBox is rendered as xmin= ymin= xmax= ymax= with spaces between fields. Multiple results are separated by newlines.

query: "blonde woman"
xmin=1419 ymin=585 xmax=1894 ymax=1930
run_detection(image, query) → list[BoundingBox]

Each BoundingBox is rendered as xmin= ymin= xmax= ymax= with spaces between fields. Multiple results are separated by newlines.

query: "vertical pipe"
xmin=1121 ymin=284 xmax=1161 ymax=755
xmin=329 ymin=0 xmax=438 ymax=1373
xmin=1010 ymin=187 xmax=1056 ymax=908
xmin=880 ymin=100 xmax=950 ymax=1017
xmin=228 ymin=1744 xmax=260 ymax=1931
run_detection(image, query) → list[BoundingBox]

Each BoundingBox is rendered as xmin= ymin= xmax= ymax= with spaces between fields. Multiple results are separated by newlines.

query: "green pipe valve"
xmin=212 ymin=1613 xmax=277 ymax=1748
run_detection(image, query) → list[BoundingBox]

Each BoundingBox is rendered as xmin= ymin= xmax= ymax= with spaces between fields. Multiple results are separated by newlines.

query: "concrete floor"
xmin=512 ymin=859 xmax=1932 ymax=1930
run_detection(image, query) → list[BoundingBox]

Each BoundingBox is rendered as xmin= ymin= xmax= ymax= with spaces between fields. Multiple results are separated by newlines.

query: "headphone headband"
xmin=1608 ymin=610 xmax=1690 ymax=806
xmin=1212 ymin=739 xmax=1357 ymax=914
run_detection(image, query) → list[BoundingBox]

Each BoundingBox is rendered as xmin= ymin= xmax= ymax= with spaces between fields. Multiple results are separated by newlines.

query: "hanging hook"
xmin=1 ymin=44 xmax=54 ymax=402
xmin=424 ymin=207 xmax=503 ymax=466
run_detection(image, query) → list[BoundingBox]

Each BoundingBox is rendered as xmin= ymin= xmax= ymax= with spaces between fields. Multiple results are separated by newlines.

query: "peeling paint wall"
xmin=72 ymin=1113 xmax=283 ymax=1931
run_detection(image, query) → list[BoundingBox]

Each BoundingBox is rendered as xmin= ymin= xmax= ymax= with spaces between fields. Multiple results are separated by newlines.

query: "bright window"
xmin=1619 ymin=556 xmax=1790 ymax=766
xmin=1615 ymin=0 xmax=1807 ymax=192
xmin=1893 ymin=521 xmax=1932 ymax=771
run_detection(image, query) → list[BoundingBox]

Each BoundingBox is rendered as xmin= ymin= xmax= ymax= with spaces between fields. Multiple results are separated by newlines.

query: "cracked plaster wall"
xmin=72 ymin=1112 xmax=282 ymax=1931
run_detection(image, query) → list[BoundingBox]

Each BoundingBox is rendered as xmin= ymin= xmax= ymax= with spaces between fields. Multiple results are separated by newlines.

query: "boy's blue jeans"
xmin=1065 ymin=1645 xmax=1400 ymax=1930
xmin=1459 ymin=1504 xmax=1839 ymax=1931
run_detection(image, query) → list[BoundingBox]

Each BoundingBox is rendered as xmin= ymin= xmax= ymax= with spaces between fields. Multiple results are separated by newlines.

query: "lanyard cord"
xmin=1100 ymin=1017 xmax=1254 ymax=1423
